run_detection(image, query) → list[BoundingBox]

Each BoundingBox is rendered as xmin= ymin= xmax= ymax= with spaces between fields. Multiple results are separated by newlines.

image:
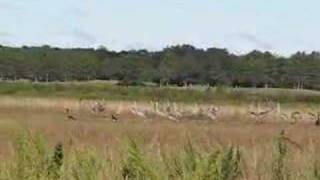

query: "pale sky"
xmin=0 ymin=0 xmax=319 ymax=55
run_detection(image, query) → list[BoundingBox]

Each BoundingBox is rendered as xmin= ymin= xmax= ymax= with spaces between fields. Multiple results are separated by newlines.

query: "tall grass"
xmin=3 ymin=132 xmax=320 ymax=179
xmin=0 ymin=133 xmax=243 ymax=180
xmin=70 ymin=149 xmax=102 ymax=180
xmin=161 ymin=140 xmax=241 ymax=180
xmin=0 ymin=81 xmax=320 ymax=104
xmin=271 ymin=131 xmax=290 ymax=180
xmin=121 ymin=139 xmax=157 ymax=179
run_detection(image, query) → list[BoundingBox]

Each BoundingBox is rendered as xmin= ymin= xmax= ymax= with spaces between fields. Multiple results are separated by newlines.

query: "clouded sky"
xmin=0 ymin=0 xmax=319 ymax=55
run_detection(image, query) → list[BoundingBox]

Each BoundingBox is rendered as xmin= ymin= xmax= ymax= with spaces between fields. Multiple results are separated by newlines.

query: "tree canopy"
xmin=0 ymin=44 xmax=320 ymax=89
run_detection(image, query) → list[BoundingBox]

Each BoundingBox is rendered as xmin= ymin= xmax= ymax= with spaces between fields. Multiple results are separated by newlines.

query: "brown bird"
xmin=249 ymin=108 xmax=273 ymax=117
xmin=315 ymin=112 xmax=320 ymax=126
xmin=308 ymin=112 xmax=320 ymax=126
xmin=290 ymin=111 xmax=301 ymax=124
xmin=248 ymin=108 xmax=273 ymax=124
xmin=65 ymin=108 xmax=77 ymax=121
xmin=92 ymin=102 xmax=106 ymax=114
xmin=111 ymin=114 xmax=118 ymax=123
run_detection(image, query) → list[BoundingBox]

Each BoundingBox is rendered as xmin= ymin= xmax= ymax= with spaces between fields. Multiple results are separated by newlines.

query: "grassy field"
xmin=0 ymin=81 xmax=320 ymax=104
xmin=0 ymin=82 xmax=319 ymax=179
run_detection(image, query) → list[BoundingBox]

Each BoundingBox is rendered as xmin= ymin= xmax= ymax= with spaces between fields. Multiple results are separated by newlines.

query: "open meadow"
xmin=0 ymin=82 xmax=320 ymax=179
xmin=2 ymin=0 xmax=319 ymax=179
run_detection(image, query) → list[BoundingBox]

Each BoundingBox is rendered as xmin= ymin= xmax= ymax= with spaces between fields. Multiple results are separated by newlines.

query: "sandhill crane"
xmin=308 ymin=112 xmax=320 ymax=126
xmin=151 ymin=102 xmax=180 ymax=122
xmin=164 ymin=104 xmax=181 ymax=122
xmin=196 ymin=106 xmax=214 ymax=121
xmin=92 ymin=101 xmax=105 ymax=114
xmin=280 ymin=113 xmax=297 ymax=125
xmin=280 ymin=113 xmax=289 ymax=121
xmin=153 ymin=106 xmax=168 ymax=118
xmin=130 ymin=102 xmax=146 ymax=118
xmin=192 ymin=103 xmax=200 ymax=114
xmin=205 ymin=106 xmax=219 ymax=121
xmin=150 ymin=101 xmax=158 ymax=112
xmin=315 ymin=112 xmax=320 ymax=126
xmin=116 ymin=102 xmax=123 ymax=115
xmin=305 ymin=111 xmax=320 ymax=126
xmin=248 ymin=107 xmax=274 ymax=124
xmin=276 ymin=102 xmax=282 ymax=114
xmin=280 ymin=112 xmax=299 ymax=125
xmin=65 ymin=108 xmax=77 ymax=121
xmin=172 ymin=103 xmax=183 ymax=117
xmin=208 ymin=106 xmax=219 ymax=114
xmin=290 ymin=111 xmax=301 ymax=124
xmin=111 ymin=114 xmax=118 ymax=123
xmin=167 ymin=115 xmax=180 ymax=123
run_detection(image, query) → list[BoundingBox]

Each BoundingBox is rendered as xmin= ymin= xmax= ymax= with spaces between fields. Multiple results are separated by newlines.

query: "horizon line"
xmin=1 ymin=43 xmax=319 ymax=58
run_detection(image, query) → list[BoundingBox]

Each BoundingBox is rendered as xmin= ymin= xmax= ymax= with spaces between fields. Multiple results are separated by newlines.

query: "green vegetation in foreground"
xmin=1 ymin=81 xmax=320 ymax=104
xmin=0 ymin=132 xmax=242 ymax=180
xmin=1 ymin=132 xmax=320 ymax=179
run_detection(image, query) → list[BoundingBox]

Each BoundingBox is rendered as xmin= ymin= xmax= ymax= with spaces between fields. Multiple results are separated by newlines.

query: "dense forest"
xmin=0 ymin=44 xmax=320 ymax=89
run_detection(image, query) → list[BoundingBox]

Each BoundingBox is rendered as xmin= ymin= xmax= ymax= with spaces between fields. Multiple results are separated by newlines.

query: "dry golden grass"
xmin=0 ymin=96 xmax=320 ymax=179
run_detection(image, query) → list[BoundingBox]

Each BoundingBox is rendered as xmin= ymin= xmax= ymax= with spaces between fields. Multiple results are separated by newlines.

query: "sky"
xmin=0 ymin=0 xmax=319 ymax=55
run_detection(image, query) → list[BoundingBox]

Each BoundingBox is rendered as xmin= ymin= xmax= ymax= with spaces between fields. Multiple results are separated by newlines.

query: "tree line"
xmin=0 ymin=44 xmax=320 ymax=89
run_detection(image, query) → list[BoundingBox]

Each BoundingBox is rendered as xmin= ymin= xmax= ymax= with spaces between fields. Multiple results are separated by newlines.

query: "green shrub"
xmin=161 ymin=140 xmax=241 ymax=180
xmin=271 ymin=131 xmax=290 ymax=180
xmin=121 ymin=139 xmax=157 ymax=180
xmin=48 ymin=143 xmax=64 ymax=179
xmin=13 ymin=132 xmax=50 ymax=180
xmin=71 ymin=149 xmax=102 ymax=180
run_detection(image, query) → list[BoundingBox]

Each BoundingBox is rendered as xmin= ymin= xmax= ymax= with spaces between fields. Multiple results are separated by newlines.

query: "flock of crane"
xmin=129 ymin=101 xmax=219 ymax=122
xmin=64 ymin=100 xmax=219 ymax=123
xmin=247 ymin=102 xmax=320 ymax=126
xmin=64 ymin=100 xmax=320 ymax=126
